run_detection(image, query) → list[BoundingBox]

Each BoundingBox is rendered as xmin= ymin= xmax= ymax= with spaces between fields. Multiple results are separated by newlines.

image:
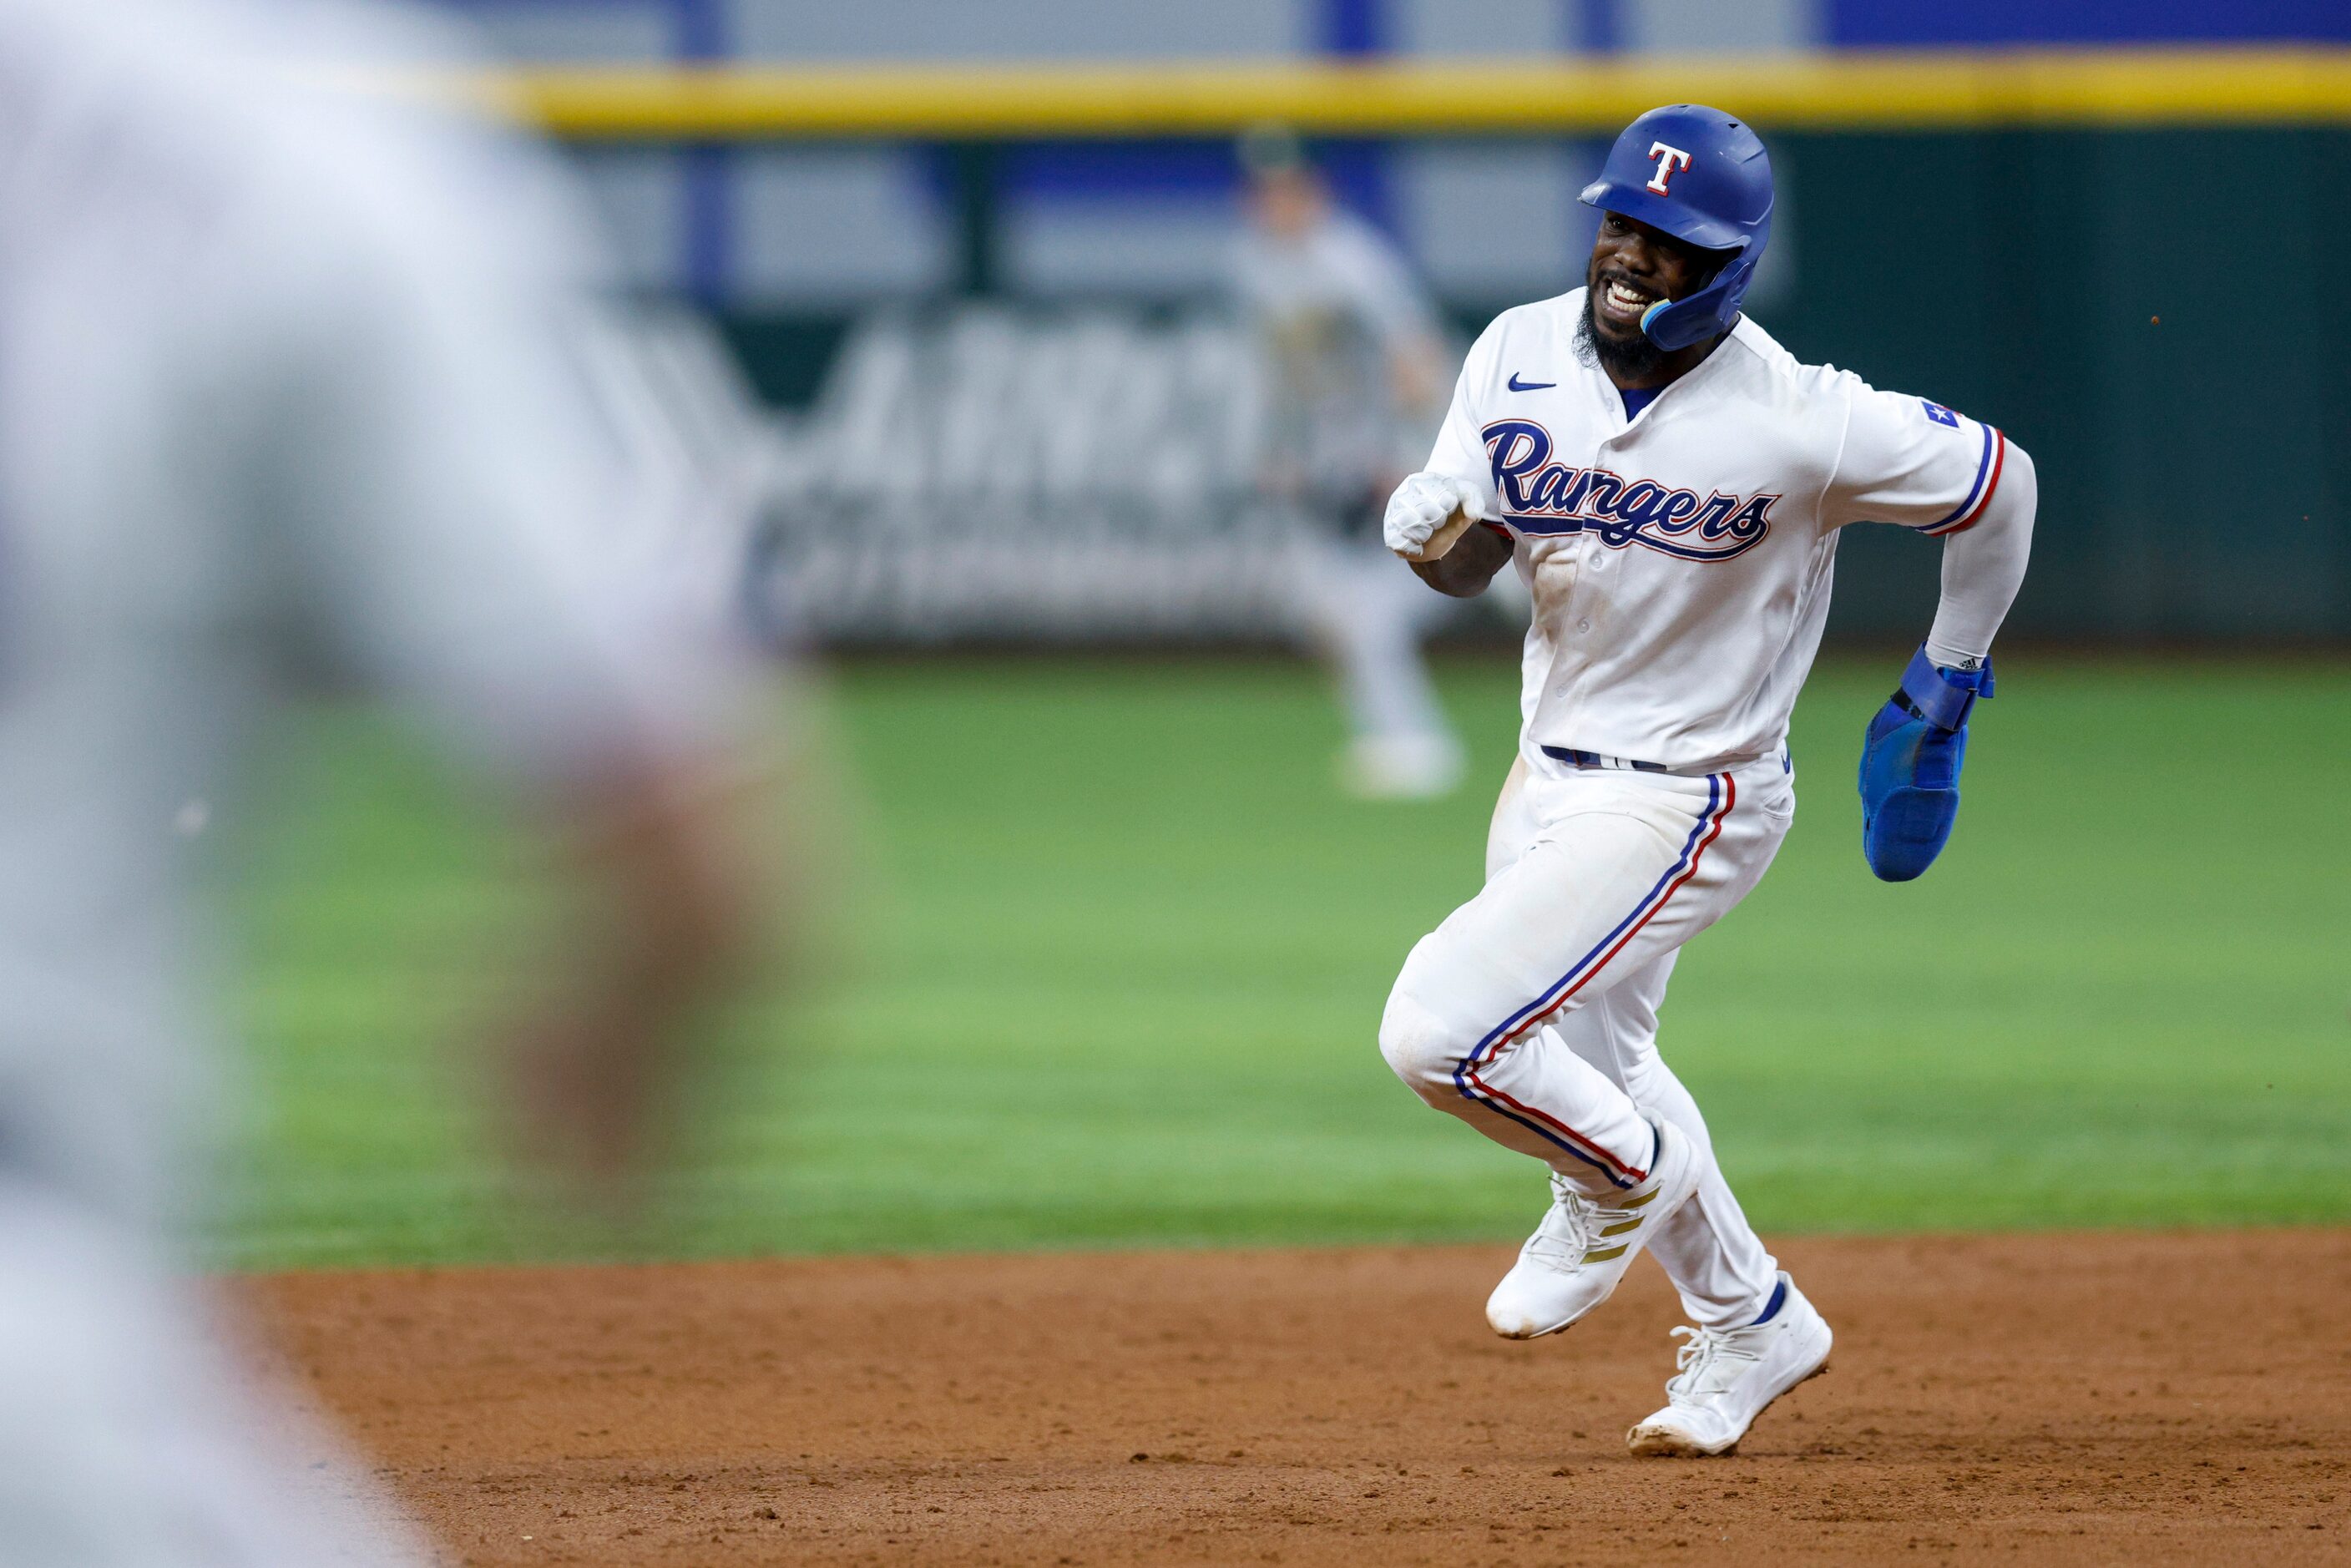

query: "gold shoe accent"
xmin=1619 ymin=1186 xmax=1661 ymax=1209
xmin=1597 ymin=1218 xmax=1643 ymax=1237
xmin=1580 ymin=1243 xmax=1629 ymax=1262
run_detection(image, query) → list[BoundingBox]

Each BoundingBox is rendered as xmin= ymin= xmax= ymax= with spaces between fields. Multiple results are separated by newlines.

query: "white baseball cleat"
xmin=1484 ymin=1119 xmax=1701 ymax=1339
xmin=1625 ymin=1271 xmax=1833 ymax=1457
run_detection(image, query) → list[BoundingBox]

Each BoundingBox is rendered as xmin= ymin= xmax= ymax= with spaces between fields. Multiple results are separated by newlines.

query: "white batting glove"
xmin=1383 ymin=471 xmax=1485 ymax=558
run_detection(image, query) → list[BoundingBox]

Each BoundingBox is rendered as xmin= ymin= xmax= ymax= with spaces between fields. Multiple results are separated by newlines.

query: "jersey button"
xmin=1577 ymin=618 xmax=1592 ymax=633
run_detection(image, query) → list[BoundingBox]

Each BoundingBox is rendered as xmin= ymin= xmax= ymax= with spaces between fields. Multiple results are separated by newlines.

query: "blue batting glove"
xmin=1857 ymin=649 xmax=1994 ymax=883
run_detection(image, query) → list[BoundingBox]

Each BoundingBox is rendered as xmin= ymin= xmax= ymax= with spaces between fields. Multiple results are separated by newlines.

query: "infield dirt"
xmin=246 ymin=1230 xmax=2351 ymax=1565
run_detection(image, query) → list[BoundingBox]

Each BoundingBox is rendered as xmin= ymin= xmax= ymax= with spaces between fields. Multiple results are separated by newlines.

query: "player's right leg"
xmin=1553 ymin=952 xmax=1783 ymax=1331
xmin=1550 ymin=902 xmax=1833 ymax=1454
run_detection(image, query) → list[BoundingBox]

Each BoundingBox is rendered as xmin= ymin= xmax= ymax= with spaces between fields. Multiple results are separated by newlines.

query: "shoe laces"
xmin=1524 ymin=1171 xmax=1653 ymax=1268
xmin=1666 ymin=1323 xmax=1767 ymax=1403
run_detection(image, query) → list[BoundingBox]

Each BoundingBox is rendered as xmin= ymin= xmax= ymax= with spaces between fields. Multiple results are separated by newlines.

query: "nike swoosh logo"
xmin=1508 ymin=373 xmax=1555 ymax=392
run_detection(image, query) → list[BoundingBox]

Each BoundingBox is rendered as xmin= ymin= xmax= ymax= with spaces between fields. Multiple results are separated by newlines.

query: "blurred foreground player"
xmin=1378 ymin=107 xmax=2035 ymax=1454
xmin=0 ymin=0 xmax=774 ymax=1558
xmin=1229 ymin=127 xmax=1465 ymax=799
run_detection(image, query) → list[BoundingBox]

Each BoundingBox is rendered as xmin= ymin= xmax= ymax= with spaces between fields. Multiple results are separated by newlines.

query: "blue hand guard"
xmin=1857 ymin=649 xmax=1995 ymax=883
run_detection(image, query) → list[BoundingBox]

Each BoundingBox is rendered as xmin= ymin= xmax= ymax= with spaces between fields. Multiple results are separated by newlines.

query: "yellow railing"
xmin=464 ymin=49 xmax=2351 ymax=139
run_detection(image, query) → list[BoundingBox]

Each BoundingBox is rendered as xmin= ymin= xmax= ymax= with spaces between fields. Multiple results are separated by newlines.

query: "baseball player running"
xmin=1377 ymin=105 xmax=2035 ymax=1456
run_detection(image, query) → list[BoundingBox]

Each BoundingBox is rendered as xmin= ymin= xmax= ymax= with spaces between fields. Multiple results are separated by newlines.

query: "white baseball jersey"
xmin=1424 ymin=287 xmax=2010 ymax=771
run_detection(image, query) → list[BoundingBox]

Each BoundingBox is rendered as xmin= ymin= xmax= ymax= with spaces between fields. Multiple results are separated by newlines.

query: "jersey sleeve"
xmin=1420 ymin=319 xmax=1504 ymax=524
xmin=1824 ymin=380 xmax=2010 ymax=536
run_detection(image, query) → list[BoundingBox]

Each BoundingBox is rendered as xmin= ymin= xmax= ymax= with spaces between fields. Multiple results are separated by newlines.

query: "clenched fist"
xmin=1383 ymin=471 xmax=1485 ymax=562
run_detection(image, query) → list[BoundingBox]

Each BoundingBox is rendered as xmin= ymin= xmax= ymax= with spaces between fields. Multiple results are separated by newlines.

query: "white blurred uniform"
xmin=1231 ymin=207 xmax=1465 ymax=797
xmin=0 ymin=0 xmax=738 ymax=1560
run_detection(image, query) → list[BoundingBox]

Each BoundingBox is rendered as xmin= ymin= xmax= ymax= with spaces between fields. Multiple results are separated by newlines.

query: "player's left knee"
xmin=1378 ymin=979 xmax=1464 ymax=1103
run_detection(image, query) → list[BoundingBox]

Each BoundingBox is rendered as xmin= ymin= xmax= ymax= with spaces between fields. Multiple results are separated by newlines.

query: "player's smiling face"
xmin=1585 ymin=211 xmax=1718 ymax=341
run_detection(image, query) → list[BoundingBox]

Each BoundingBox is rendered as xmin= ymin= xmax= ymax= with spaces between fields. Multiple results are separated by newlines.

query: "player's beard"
xmin=1575 ymin=289 xmax=1666 ymax=382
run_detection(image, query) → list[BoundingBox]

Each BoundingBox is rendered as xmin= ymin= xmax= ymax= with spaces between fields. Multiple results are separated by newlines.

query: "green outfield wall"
xmin=1756 ymin=128 xmax=2351 ymax=643
xmin=717 ymin=127 xmax=2351 ymax=645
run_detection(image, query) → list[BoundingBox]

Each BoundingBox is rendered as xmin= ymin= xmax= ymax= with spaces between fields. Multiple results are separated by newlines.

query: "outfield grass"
xmin=220 ymin=653 xmax=2351 ymax=1269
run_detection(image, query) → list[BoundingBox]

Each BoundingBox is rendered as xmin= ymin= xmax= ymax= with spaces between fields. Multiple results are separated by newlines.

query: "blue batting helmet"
xmin=1578 ymin=105 xmax=1774 ymax=351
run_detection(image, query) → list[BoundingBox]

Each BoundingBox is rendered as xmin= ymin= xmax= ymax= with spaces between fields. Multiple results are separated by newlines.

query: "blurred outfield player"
xmin=1229 ymin=127 xmax=1468 ymax=800
xmin=1378 ymin=107 xmax=2035 ymax=1455
xmin=0 ymin=0 xmax=780 ymax=1559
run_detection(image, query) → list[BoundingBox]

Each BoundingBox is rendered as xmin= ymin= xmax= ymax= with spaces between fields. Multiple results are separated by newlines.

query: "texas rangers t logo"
xmin=1646 ymin=142 xmax=1692 ymax=195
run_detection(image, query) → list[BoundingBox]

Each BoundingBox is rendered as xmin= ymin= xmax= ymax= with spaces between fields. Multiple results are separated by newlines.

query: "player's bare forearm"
xmin=506 ymin=747 xmax=781 ymax=1201
xmin=1410 ymin=524 xmax=1512 ymax=598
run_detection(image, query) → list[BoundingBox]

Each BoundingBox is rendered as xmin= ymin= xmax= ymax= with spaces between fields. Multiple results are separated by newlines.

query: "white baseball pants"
xmin=1379 ymin=747 xmax=1793 ymax=1329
